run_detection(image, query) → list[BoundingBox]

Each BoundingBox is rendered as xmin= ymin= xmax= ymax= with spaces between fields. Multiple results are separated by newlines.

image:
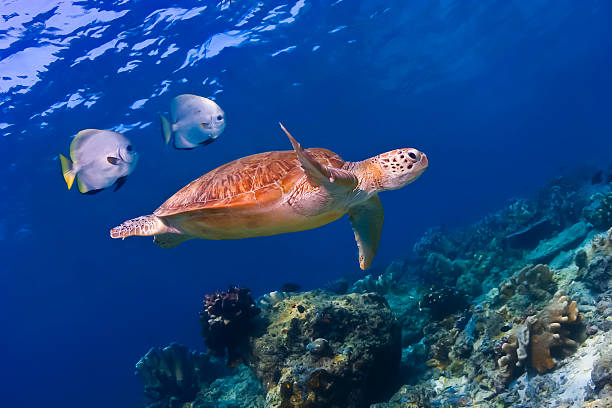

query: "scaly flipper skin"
xmin=348 ymin=194 xmax=384 ymax=270
xmin=154 ymin=233 xmax=192 ymax=248
xmin=110 ymin=215 xmax=167 ymax=238
xmin=279 ymin=123 xmax=358 ymax=190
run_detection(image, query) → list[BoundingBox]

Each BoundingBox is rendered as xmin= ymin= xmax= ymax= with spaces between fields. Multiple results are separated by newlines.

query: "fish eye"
xmin=217 ymin=115 xmax=223 ymax=121
xmin=126 ymin=145 xmax=133 ymax=151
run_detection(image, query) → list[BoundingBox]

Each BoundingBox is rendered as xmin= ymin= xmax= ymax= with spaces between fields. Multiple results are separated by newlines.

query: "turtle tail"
xmin=110 ymin=215 xmax=166 ymax=239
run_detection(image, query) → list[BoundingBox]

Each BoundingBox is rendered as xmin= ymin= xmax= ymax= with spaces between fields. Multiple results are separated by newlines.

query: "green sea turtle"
xmin=110 ymin=124 xmax=428 ymax=269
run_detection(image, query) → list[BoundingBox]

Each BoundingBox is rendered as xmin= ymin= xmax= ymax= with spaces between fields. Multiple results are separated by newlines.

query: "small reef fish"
xmin=59 ymin=129 xmax=138 ymax=194
xmin=281 ymin=283 xmax=301 ymax=293
xmin=160 ymin=94 xmax=226 ymax=149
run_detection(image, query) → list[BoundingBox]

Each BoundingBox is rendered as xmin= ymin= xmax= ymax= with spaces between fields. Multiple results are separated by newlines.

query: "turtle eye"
xmin=217 ymin=115 xmax=223 ymax=121
xmin=126 ymin=145 xmax=133 ymax=151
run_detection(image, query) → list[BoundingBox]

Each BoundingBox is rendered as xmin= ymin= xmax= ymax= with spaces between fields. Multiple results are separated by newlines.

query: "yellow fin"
xmin=59 ymin=154 xmax=76 ymax=190
xmin=77 ymin=177 xmax=88 ymax=194
xmin=160 ymin=115 xmax=172 ymax=145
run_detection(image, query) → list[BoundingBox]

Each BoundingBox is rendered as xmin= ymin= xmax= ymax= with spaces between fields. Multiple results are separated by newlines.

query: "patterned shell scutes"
xmin=154 ymin=148 xmax=345 ymax=216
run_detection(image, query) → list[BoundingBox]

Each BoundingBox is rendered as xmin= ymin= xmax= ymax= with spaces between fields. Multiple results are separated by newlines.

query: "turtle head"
xmin=359 ymin=148 xmax=428 ymax=192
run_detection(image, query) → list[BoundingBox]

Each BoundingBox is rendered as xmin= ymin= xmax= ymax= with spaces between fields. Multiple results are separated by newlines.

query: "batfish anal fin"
xmin=348 ymin=194 xmax=384 ymax=270
xmin=77 ymin=177 xmax=88 ymax=194
xmin=199 ymin=138 xmax=215 ymax=146
xmin=278 ymin=123 xmax=357 ymax=189
xmin=173 ymin=129 xmax=200 ymax=149
xmin=113 ymin=176 xmax=128 ymax=192
xmin=77 ymin=177 xmax=101 ymax=194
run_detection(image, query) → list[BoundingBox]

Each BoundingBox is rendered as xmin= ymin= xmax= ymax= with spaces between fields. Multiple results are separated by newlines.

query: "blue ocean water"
xmin=1 ymin=0 xmax=612 ymax=406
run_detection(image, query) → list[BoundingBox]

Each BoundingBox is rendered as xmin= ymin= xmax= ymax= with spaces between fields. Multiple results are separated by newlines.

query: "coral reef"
xmin=248 ymin=291 xmax=400 ymax=408
xmin=495 ymin=263 xmax=556 ymax=314
xmin=135 ymin=343 xmax=228 ymax=408
xmin=258 ymin=290 xmax=290 ymax=309
xmin=134 ymin=168 xmax=612 ymax=408
xmin=200 ymin=286 xmax=260 ymax=364
xmin=370 ymin=384 xmax=435 ymax=408
xmin=193 ymin=364 xmax=265 ymax=408
xmin=419 ymin=287 xmax=468 ymax=320
xmin=578 ymin=228 xmax=612 ymax=293
xmin=505 ymin=217 xmax=556 ymax=250
xmin=526 ymin=221 xmax=589 ymax=264
xmin=584 ymin=192 xmax=612 ymax=230
xmin=497 ymin=291 xmax=584 ymax=375
xmin=348 ymin=272 xmax=393 ymax=294
xmin=591 ymin=341 xmax=612 ymax=392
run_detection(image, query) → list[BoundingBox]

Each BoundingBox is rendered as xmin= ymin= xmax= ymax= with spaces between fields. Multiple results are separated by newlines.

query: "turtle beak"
xmin=420 ymin=153 xmax=428 ymax=168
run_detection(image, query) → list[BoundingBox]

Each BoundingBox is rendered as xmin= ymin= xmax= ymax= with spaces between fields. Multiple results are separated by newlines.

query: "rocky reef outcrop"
xmin=248 ymin=291 xmax=401 ymax=408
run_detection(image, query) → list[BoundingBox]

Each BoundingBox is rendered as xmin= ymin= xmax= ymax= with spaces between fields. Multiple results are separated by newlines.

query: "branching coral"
xmin=497 ymin=291 xmax=584 ymax=376
xmin=199 ymin=286 xmax=260 ymax=364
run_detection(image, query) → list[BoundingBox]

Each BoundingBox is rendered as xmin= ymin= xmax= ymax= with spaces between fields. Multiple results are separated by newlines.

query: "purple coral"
xmin=199 ymin=285 xmax=260 ymax=364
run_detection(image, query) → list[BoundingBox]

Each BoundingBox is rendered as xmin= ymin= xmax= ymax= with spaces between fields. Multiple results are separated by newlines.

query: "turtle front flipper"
xmin=348 ymin=195 xmax=384 ymax=270
xmin=110 ymin=214 xmax=170 ymax=239
xmin=279 ymin=123 xmax=358 ymax=190
xmin=154 ymin=233 xmax=192 ymax=248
